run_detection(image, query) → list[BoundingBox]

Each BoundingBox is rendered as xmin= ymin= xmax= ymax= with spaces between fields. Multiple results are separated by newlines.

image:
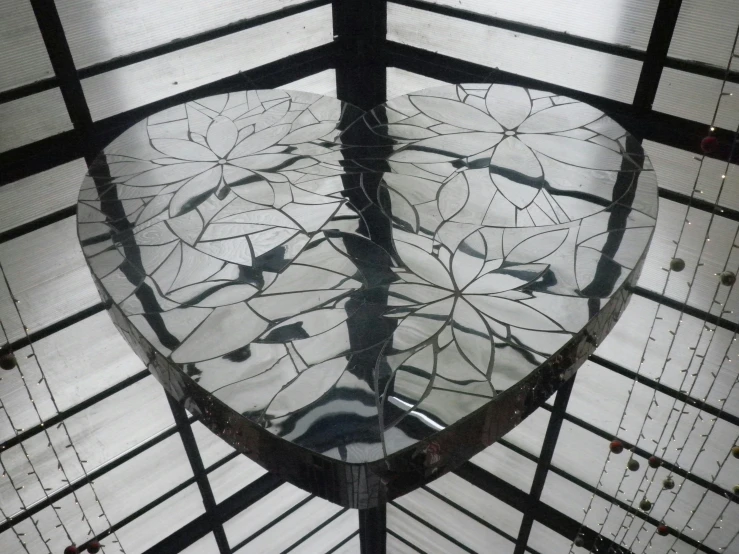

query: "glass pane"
xmin=279 ymin=69 xmax=337 ymax=97
xmin=387 ymin=67 xmax=448 ymax=99
xmin=0 ymin=216 xmax=99 ymax=341
xmin=596 ymin=294 xmax=739 ymax=418
xmin=644 ymin=140 xmax=739 ymax=213
xmin=565 ymin=361 xmax=739 ymax=492
xmin=0 ymin=376 xmax=174 ymax=521
xmin=503 ymin=406 xmax=550 ymax=456
xmin=0 ymin=310 xmax=145 ymax=444
xmin=223 ymin=483 xmax=310 ymax=547
xmin=426 ymin=472 xmax=523 ymax=538
xmin=191 ymin=420 xmax=236 ymax=468
xmin=115 ymin=482 xmax=204 ymax=553
xmin=234 ymin=496 xmax=342 ymax=552
xmin=387 ymin=2 xmax=643 ymax=102
xmin=669 ymin=0 xmax=739 ymax=68
xmin=92 ymin=433 xmax=192 ymax=525
xmin=290 ymin=509 xmax=357 ymax=554
xmin=181 ymin=532 xmax=220 ymax=554
xmin=207 ymin=454 xmax=266 ymax=504
xmin=471 ymin=441 xmax=536 ymax=493
xmin=80 ymin=5 xmax=333 ymax=121
xmin=653 ymin=69 xmax=739 ymax=129
xmin=528 ymin=521 xmax=574 ymax=554
xmin=388 ymin=503 xmax=469 ymax=554
xmin=421 ymin=0 xmax=659 ymax=50
xmin=0 ymin=88 xmax=72 ymax=153
xmin=638 ymin=199 xmax=739 ymax=323
xmin=0 ymin=159 xmax=87 ymax=236
xmin=394 ymin=487 xmax=515 ymax=553
xmin=56 ymin=0 xmax=316 ymax=69
xmin=0 ymin=0 xmax=54 ymax=92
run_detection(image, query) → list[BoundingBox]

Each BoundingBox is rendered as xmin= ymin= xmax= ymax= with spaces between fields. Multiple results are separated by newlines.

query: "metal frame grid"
xmin=1 ymin=0 xmax=738 ymax=552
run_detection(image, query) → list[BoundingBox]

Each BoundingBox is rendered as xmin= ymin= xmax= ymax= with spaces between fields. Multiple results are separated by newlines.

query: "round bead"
xmin=574 ymin=535 xmax=585 ymax=547
xmin=733 ymin=485 xmax=739 ymax=495
xmin=657 ymin=524 xmax=669 ymax=536
xmin=720 ymin=271 xmax=736 ymax=287
xmin=64 ymin=546 xmax=78 ymax=554
xmin=663 ymin=477 xmax=675 ymax=490
xmin=610 ymin=440 xmax=624 ymax=454
xmin=648 ymin=456 xmax=661 ymax=468
xmin=87 ymin=541 xmax=101 ymax=554
xmin=669 ymin=258 xmax=685 ymax=272
xmin=701 ymin=136 xmax=719 ymax=154
xmin=732 ymin=445 xmax=739 ymax=459
xmin=639 ymin=498 xmax=652 ymax=512
xmin=0 ymin=352 xmax=17 ymax=370
xmin=627 ymin=458 xmax=640 ymax=471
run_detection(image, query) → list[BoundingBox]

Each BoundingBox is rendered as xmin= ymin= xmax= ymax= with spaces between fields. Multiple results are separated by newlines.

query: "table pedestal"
xmin=359 ymin=504 xmax=387 ymax=554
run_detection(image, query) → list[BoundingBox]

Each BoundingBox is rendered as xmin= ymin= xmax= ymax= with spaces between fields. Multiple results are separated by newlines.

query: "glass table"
xmin=77 ymin=85 xmax=657 ymax=549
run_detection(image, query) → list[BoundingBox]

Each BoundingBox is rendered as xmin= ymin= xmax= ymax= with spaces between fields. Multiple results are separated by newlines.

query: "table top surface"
xmin=78 ymin=85 xmax=657 ymax=506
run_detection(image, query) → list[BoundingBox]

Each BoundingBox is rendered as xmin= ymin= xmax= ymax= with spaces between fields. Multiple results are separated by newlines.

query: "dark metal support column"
xmin=359 ymin=504 xmax=388 ymax=554
xmin=167 ymin=395 xmax=231 ymax=554
xmin=513 ymin=377 xmax=576 ymax=554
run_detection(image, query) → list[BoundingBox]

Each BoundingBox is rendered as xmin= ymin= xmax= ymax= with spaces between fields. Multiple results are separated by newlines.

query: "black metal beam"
xmin=384 ymin=42 xmax=739 ymax=165
xmin=514 ymin=378 xmax=576 ymax=554
xmin=632 ymin=0 xmax=684 ymax=111
xmin=27 ymin=0 xmax=93 ymax=140
xmin=0 ymin=76 xmax=59 ymax=105
xmin=167 ymin=395 xmax=230 ymax=554
xmin=659 ymin=187 xmax=739 ymax=224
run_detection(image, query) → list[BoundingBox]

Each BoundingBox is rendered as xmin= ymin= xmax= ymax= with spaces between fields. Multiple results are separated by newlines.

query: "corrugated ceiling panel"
xmin=387 ymin=67 xmax=448 ymax=99
xmin=80 ymin=5 xmax=334 ymax=121
xmin=234 ymin=497 xmax=343 ymax=552
xmin=191 ymin=420 xmax=236 ymax=468
xmin=289 ymin=509 xmax=358 ymax=554
xmin=114 ymin=482 xmax=204 ymax=553
xmin=596 ymin=294 xmax=739 ymax=418
xmin=208 ymin=455 xmax=266 ymax=504
xmin=393 ymin=488 xmax=515 ymax=553
xmin=653 ymin=68 xmax=739 ymax=129
xmin=0 ymin=158 xmax=87 ymax=236
xmin=0 ymin=89 xmax=72 ymax=153
xmin=180 ymin=533 xmax=220 ymax=554
xmin=528 ymin=521 xmax=575 ymax=554
xmin=645 ymin=140 xmax=739 ymax=212
xmin=387 ymin=2 xmax=643 ymax=103
xmin=470 ymin=442 xmax=536 ymax=493
xmin=279 ymin=68 xmax=337 ymax=97
xmin=566 ymin=362 xmax=739 ymax=493
xmin=56 ymin=0 xmax=316 ymax=69
xmin=223 ymin=483 xmax=310 ymax=547
xmin=0 ymin=0 xmax=54 ymax=92
xmin=387 ymin=503 xmax=470 ymax=554
xmin=0 ymin=216 xmax=99 ymax=342
xmin=503 ymin=405 xmax=550 ymax=457
xmin=419 ymin=0 xmax=659 ymax=50
xmin=638 ymin=199 xmax=739 ymax=324
xmin=668 ymin=0 xmax=739 ymax=68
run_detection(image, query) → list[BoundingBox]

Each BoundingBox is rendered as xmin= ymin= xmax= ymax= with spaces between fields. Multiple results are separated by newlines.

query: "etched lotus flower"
xmin=387 ymin=229 xmax=572 ymax=375
xmin=381 ymin=84 xmax=637 ymax=226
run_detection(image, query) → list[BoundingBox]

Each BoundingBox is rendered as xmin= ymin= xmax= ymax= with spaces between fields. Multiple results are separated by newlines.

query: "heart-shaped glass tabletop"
xmin=78 ymin=86 xmax=657 ymax=508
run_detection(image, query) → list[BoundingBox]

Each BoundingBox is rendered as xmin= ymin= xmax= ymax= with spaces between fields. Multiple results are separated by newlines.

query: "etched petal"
xmin=392 ymin=132 xmax=503 ymax=163
xmin=409 ymin=95 xmax=502 ymax=132
xmin=465 ymin=263 xmax=549 ymax=294
xmin=452 ymin=299 xmax=492 ymax=374
xmin=451 ymin=231 xmax=486 ymax=289
xmin=151 ymin=138 xmax=218 ymax=162
xmin=467 ymin=295 xmax=562 ymax=331
xmin=520 ymin=134 xmax=623 ymax=170
xmin=489 ymin=137 xmax=543 ymax=209
xmin=518 ymin=102 xmax=604 ymax=134
xmin=206 ymin=115 xmax=238 ymax=157
xmin=229 ymin=124 xmax=292 ymax=158
xmin=392 ymin=297 xmax=454 ymax=351
xmin=395 ymin=240 xmax=454 ymax=289
xmin=169 ymin=166 xmax=222 ymax=217
xmin=484 ymin=85 xmax=531 ymax=130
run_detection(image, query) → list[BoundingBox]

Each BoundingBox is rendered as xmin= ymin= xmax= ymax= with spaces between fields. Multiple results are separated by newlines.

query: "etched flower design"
xmin=377 ymin=84 xmax=640 ymax=226
xmin=387 ymin=229 xmax=572 ymax=374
